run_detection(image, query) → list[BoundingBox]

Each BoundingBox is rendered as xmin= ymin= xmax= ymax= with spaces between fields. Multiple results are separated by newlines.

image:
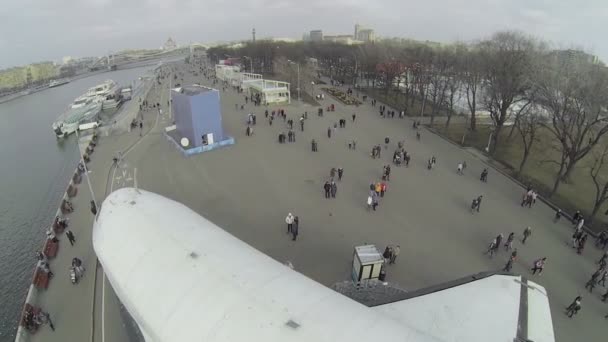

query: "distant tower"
xmin=354 ymin=23 xmax=360 ymax=40
xmin=252 ymin=28 xmax=256 ymax=42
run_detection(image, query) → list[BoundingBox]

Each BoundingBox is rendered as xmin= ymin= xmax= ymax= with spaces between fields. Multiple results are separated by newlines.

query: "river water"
xmin=0 ymin=66 xmax=154 ymax=341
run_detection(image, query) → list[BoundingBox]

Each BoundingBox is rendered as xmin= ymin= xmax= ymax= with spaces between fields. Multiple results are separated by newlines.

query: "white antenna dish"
xmin=180 ymin=137 xmax=189 ymax=147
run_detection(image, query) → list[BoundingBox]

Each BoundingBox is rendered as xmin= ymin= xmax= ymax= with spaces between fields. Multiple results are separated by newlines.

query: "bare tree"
xmin=507 ymin=98 xmax=533 ymax=139
xmin=536 ymin=56 xmax=608 ymax=195
xmin=358 ymin=44 xmax=382 ymax=88
xmin=588 ymin=144 xmax=608 ymax=222
xmin=514 ymin=105 xmax=542 ymax=174
xmin=427 ymin=50 xmax=449 ymax=126
xmin=461 ymin=45 xmax=482 ymax=131
xmin=444 ymin=49 xmax=462 ymax=127
xmin=479 ymin=32 xmax=538 ymax=155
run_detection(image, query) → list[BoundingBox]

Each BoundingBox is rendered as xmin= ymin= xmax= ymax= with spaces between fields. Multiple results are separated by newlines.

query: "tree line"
xmin=208 ymin=32 xmax=608 ymax=222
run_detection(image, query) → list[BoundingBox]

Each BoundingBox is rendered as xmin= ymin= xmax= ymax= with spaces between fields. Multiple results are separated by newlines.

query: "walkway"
xmin=27 ymin=58 xmax=605 ymax=342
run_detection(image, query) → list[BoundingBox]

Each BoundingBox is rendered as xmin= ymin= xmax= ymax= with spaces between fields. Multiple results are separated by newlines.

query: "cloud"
xmin=0 ymin=0 xmax=606 ymax=68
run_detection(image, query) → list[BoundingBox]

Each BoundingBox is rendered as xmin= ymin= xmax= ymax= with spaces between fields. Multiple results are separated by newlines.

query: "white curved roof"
xmin=93 ymin=188 xmax=441 ymax=342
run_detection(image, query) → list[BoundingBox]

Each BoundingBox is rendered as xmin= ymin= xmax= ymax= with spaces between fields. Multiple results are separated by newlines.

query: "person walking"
xmin=285 ymin=213 xmax=294 ymax=233
xmin=565 ymin=296 xmax=582 ymax=318
xmin=521 ymin=189 xmax=532 ymax=207
xmin=367 ymin=195 xmax=373 ymax=210
xmin=575 ymin=218 xmax=585 ymax=232
xmin=494 ymin=234 xmax=503 ymax=255
xmin=586 ymin=271 xmax=600 ymax=293
xmin=572 ymin=230 xmax=583 ymax=249
xmin=311 ymin=139 xmax=317 ymax=152
xmin=323 ymin=181 xmax=331 ymax=198
xmin=292 ymin=216 xmax=299 ymax=241
xmin=327 ymin=127 xmax=332 ymax=138
xmin=375 ymin=182 xmax=382 ymax=196
xmin=330 ymin=167 xmax=336 ymax=179
xmin=337 ymin=167 xmax=344 ymax=181
xmin=554 ymin=209 xmax=562 ymax=222
xmin=300 ymin=117 xmax=304 ymax=131
xmin=383 ymin=246 xmax=393 ymax=263
xmin=372 ymin=195 xmax=379 ymax=211
xmin=522 ymin=226 xmax=532 ymax=244
xmin=90 ymin=200 xmax=97 ymax=216
xmin=38 ymin=311 xmax=55 ymax=331
xmin=66 ymin=230 xmax=76 ymax=246
xmin=529 ymin=191 xmax=538 ymax=207
xmin=470 ymin=197 xmax=479 ymax=214
xmin=480 ymin=168 xmax=488 ymax=182
xmin=330 ymin=181 xmax=338 ymax=198
xmin=380 ymin=182 xmax=387 ymax=197
xmin=352 ymin=113 xmax=356 ymax=122
xmin=577 ymin=234 xmax=588 ymax=255
xmin=475 ymin=195 xmax=483 ymax=212
xmin=572 ymin=210 xmax=582 ymax=225
xmin=390 ymin=245 xmax=400 ymax=264
xmin=504 ymin=232 xmax=515 ymax=251
xmin=503 ymin=257 xmax=514 ymax=272
xmin=457 ymin=162 xmax=464 ymax=175
xmin=531 ymin=257 xmax=547 ymax=275
xmin=485 ymin=238 xmax=498 ymax=258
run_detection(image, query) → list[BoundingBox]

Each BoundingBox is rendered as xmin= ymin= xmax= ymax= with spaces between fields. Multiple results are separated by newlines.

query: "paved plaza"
xmin=28 ymin=59 xmax=606 ymax=342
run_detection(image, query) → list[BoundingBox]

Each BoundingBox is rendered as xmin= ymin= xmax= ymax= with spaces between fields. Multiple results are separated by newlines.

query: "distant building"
xmin=268 ymin=37 xmax=297 ymax=43
xmin=357 ymin=29 xmax=375 ymax=43
xmin=310 ymin=30 xmax=323 ymax=42
xmin=302 ymin=32 xmax=310 ymax=41
xmin=163 ymin=37 xmax=177 ymax=50
xmin=62 ymin=56 xmax=74 ymax=65
xmin=324 ymin=35 xmax=361 ymax=45
xmin=559 ymin=49 xmax=600 ymax=65
xmin=353 ymin=24 xmax=375 ymax=42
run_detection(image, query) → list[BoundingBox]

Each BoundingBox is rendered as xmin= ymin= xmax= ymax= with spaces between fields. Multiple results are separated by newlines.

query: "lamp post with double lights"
xmin=287 ymin=60 xmax=301 ymax=101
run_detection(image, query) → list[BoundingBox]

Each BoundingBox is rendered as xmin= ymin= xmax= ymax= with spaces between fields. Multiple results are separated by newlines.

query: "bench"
xmin=20 ymin=303 xmax=41 ymax=332
xmin=33 ymin=268 xmax=50 ymax=290
xmin=43 ymin=239 xmax=58 ymax=258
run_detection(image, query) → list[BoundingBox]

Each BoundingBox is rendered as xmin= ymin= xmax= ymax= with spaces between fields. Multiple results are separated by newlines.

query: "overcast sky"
xmin=0 ymin=0 xmax=606 ymax=68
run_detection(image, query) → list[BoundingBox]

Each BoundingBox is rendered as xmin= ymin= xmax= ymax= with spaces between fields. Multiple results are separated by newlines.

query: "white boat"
xmin=70 ymin=95 xmax=91 ymax=109
xmin=52 ymin=95 xmax=102 ymax=138
xmin=88 ymin=80 xmax=118 ymax=99
xmin=49 ymin=79 xmax=69 ymax=88
xmin=88 ymin=80 xmax=123 ymax=110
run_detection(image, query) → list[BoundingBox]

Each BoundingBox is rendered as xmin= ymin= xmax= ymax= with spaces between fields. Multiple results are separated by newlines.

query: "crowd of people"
xmin=200 ymin=62 xmax=608 ymax=324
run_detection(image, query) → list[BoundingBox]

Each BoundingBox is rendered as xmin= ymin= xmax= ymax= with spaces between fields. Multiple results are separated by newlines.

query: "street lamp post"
xmin=288 ymin=60 xmax=300 ymax=101
xmin=419 ymin=85 xmax=427 ymax=123
xmin=75 ymin=129 xmax=98 ymax=219
xmin=485 ymin=130 xmax=494 ymax=153
xmin=460 ymin=115 xmax=469 ymax=146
